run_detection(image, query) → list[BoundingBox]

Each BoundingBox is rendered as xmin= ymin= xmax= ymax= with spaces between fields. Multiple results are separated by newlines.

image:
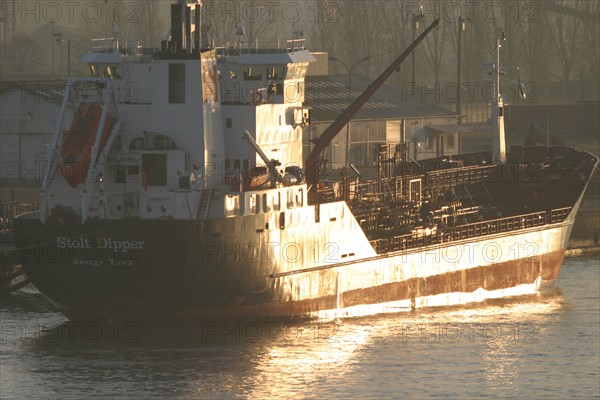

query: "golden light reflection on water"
xmin=243 ymin=322 xmax=374 ymax=398
xmin=229 ymin=293 xmax=565 ymax=398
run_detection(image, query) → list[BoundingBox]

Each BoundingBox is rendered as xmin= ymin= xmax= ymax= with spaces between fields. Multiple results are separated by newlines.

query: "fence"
xmin=0 ymin=202 xmax=38 ymax=221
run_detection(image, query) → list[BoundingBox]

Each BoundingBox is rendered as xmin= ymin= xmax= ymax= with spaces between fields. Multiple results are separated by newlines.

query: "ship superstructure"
xmin=13 ymin=2 xmax=598 ymax=323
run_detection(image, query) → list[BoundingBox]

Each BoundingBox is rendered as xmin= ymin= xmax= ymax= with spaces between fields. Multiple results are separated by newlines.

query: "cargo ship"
xmin=13 ymin=2 xmax=597 ymax=324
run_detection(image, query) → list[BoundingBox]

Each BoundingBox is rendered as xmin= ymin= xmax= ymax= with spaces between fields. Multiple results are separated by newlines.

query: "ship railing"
xmin=316 ymin=164 xmax=497 ymax=204
xmin=316 ymin=173 xmax=425 ymax=204
xmin=90 ymin=37 xmax=119 ymax=53
xmin=426 ymin=165 xmax=499 ymax=189
xmin=370 ymin=207 xmax=572 ymax=254
xmin=579 ymin=152 xmax=599 ymax=177
xmin=549 ymin=207 xmax=571 ymax=224
xmin=215 ymin=38 xmax=306 ymax=59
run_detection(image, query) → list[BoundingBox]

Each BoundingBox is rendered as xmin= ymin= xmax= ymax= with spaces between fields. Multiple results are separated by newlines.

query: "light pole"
xmin=67 ymin=38 xmax=71 ymax=77
xmin=457 ymin=16 xmax=466 ymax=125
xmin=329 ymin=55 xmax=372 ymax=99
xmin=411 ymin=12 xmax=425 ymax=86
xmin=50 ymin=22 xmax=55 ymax=77
xmin=54 ymin=33 xmax=63 ymax=77
xmin=328 ymin=55 xmax=372 ymax=169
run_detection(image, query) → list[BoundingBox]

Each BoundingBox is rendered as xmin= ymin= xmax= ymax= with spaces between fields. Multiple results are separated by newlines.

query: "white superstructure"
xmin=40 ymin=1 xmax=314 ymax=224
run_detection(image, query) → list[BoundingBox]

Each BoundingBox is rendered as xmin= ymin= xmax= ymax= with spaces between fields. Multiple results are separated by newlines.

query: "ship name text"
xmin=56 ymin=237 xmax=144 ymax=252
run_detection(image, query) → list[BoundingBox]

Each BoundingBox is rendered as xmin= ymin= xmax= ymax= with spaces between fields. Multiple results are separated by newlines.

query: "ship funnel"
xmin=194 ymin=6 xmax=201 ymax=51
xmin=168 ymin=1 xmax=207 ymax=53
xmin=170 ymin=4 xmax=183 ymax=53
xmin=185 ymin=6 xmax=192 ymax=53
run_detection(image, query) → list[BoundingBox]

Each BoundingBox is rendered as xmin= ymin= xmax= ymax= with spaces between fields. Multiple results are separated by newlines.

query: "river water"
xmin=1 ymin=255 xmax=598 ymax=399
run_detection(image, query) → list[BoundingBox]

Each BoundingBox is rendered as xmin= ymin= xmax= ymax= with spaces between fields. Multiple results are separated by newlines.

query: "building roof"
xmin=305 ymin=75 xmax=456 ymax=122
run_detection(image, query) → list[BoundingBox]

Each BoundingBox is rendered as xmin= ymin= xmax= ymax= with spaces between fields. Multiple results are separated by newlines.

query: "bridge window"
xmin=244 ymin=67 xmax=262 ymax=81
xmin=266 ymin=66 xmax=286 ymax=80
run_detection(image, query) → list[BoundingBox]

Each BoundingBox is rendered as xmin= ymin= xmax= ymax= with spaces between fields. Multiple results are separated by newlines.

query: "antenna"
xmin=492 ymin=29 xmax=506 ymax=164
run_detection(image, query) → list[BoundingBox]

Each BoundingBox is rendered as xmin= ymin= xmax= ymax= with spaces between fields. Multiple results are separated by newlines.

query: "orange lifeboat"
xmin=59 ymin=102 xmax=114 ymax=188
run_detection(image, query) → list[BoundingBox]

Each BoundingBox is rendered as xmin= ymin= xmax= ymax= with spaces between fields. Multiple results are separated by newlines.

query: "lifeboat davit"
xmin=59 ymin=102 xmax=114 ymax=188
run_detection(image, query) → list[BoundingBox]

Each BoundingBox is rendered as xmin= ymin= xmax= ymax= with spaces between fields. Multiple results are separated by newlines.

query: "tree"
xmin=135 ymin=0 xmax=166 ymax=49
xmin=0 ymin=35 xmax=45 ymax=75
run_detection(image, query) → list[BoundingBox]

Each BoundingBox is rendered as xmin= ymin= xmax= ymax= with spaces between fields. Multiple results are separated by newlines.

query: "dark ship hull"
xmin=13 ymin=147 xmax=597 ymax=324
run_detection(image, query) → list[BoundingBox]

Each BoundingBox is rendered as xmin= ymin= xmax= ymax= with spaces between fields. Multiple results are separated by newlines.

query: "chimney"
xmin=185 ymin=6 xmax=192 ymax=53
xmin=171 ymin=4 xmax=183 ymax=54
xmin=194 ymin=6 xmax=201 ymax=52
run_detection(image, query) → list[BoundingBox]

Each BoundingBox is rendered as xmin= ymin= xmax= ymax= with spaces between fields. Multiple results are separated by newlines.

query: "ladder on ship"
xmin=197 ymin=189 xmax=214 ymax=219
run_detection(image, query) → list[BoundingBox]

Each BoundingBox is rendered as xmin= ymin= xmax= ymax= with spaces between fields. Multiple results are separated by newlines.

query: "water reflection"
xmin=213 ymin=293 xmax=565 ymax=398
xmin=241 ymin=321 xmax=374 ymax=398
xmin=2 ymin=288 xmax=571 ymax=398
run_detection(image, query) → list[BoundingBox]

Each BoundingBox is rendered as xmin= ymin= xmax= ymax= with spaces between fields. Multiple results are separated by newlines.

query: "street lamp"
xmin=56 ymin=36 xmax=73 ymax=78
xmin=411 ymin=12 xmax=425 ymax=85
xmin=54 ymin=33 xmax=63 ymax=78
xmin=50 ymin=22 xmax=55 ymax=77
xmin=457 ymin=16 xmax=467 ymax=125
xmin=328 ymin=55 xmax=372 ymax=99
xmin=328 ymin=55 xmax=372 ymax=170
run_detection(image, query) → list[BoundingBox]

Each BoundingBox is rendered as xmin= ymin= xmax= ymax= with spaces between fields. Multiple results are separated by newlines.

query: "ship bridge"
xmin=216 ymin=39 xmax=315 ymax=106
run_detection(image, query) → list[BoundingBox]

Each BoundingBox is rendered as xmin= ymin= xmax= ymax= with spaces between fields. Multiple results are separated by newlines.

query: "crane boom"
xmin=304 ymin=19 xmax=440 ymax=186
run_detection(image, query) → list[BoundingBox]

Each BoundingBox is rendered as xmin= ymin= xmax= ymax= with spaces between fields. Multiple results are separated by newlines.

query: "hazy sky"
xmin=4 ymin=0 xmax=172 ymax=35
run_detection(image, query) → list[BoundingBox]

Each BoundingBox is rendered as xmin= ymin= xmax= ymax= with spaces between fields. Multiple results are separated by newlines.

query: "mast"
xmin=492 ymin=31 xmax=506 ymax=164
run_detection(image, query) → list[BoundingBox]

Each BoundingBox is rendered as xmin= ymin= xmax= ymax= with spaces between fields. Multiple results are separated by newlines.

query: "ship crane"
xmin=242 ymin=130 xmax=279 ymax=188
xmin=304 ymin=19 xmax=440 ymax=191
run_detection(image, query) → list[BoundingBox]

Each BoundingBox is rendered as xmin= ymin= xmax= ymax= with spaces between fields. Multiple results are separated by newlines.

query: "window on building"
xmin=273 ymin=192 xmax=281 ymax=211
xmin=297 ymin=188 xmax=304 ymax=207
xmin=251 ymin=194 xmax=260 ymax=214
xmin=426 ymin=136 xmax=433 ymax=149
xmin=447 ymin=134 xmax=455 ymax=149
xmin=115 ymin=165 xmax=127 ymax=183
xmin=117 ymin=165 xmax=140 ymax=183
xmin=169 ymin=63 xmax=186 ymax=104
xmin=226 ymin=118 xmax=232 ymax=128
